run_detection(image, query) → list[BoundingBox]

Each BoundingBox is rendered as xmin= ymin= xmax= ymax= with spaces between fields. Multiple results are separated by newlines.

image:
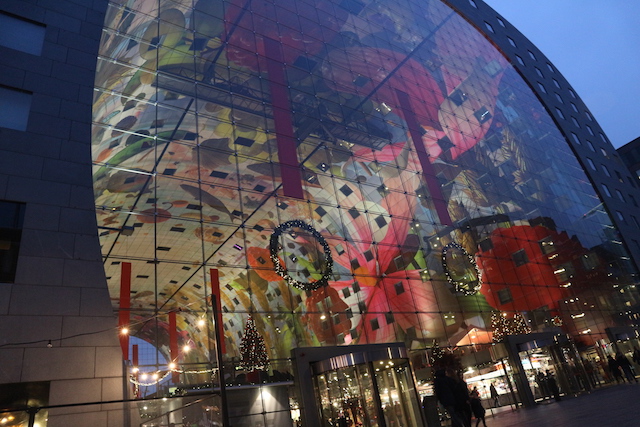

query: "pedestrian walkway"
xmin=481 ymin=383 xmax=640 ymax=427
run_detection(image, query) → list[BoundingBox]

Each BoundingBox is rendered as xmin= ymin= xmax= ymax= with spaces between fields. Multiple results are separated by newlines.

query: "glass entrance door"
xmin=313 ymin=358 xmax=422 ymax=427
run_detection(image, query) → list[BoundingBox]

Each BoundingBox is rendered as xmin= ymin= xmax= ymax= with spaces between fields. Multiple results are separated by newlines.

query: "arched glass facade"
xmin=92 ymin=0 xmax=640 ymax=424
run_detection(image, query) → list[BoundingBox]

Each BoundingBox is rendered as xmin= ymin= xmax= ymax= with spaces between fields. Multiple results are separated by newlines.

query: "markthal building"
xmin=2 ymin=0 xmax=640 ymax=426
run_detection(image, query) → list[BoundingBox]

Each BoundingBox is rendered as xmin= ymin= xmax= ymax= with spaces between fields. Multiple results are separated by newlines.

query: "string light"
xmin=441 ymin=242 xmax=482 ymax=296
xmin=491 ymin=312 xmax=531 ymax=343
xmin=269 ymin=220 xmax=334 ymax=291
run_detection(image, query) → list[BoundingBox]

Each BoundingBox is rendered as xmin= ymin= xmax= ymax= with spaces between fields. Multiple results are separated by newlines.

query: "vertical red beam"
xmin=132 ymin=344 xmax=139 ymax=397
xmin=395 ymin=89 xmax=453 ymax=226
xmin=263 ymin=36 xmax=304 ymax=200
xmin=210 ymin=268 xmax=226 ymax=354
xmin=169 ymin=311 xmax=179 ymax=382
xmin=118 ymin=262 xmax=132 ymax=360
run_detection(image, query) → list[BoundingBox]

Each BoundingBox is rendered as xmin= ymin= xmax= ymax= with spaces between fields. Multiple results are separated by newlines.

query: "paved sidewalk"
xmin=480 ymin=383 xmax=640 ymax=427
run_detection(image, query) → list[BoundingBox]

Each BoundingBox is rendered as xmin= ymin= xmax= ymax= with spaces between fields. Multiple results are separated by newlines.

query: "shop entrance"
xmin=292 ymin=343 xmax=424 ymax=427
xmin=505 ymin=333 xmax=591 ymax=407
xmin=314 ymin=357 xmax=422 ymax=427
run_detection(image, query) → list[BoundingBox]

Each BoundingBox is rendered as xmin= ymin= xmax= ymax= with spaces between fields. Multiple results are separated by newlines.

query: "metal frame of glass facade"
xmin=88 ymin=0 xmax=640 ymax=424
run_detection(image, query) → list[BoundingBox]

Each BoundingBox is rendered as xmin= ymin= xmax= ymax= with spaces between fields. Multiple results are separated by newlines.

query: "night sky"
xmin=484 ymin=0 xmax=640 ymax=148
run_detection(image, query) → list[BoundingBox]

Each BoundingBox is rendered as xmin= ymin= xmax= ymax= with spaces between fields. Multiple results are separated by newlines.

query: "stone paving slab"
xmin=478 ymin=383 xmax=640 ymax=427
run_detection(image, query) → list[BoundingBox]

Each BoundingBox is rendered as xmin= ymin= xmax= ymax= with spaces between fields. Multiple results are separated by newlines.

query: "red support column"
xmin=132 ymin=344 xmax=139 ymax=398
xmin=263 ymin=36 xmax=304 ymax=200
xmin=169 ymin=311 xmax=179 ymax=383
xmin=118 ymin=262 xmax=132 ymax=360
xmin=210 ymin=268 xmax=226 ymax=354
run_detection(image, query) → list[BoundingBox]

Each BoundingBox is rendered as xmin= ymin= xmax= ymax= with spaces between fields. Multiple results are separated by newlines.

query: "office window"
xmin=537 ymin=82 xmax=546 ymax=93
xmin=555 ymin=108 xmax=565 ymax=119
xmin=632 ymin=216 xmax=640 ymax=228
xmin=515 ymin=55 xmax=524 ymax=66
xmin=496 ymin=17 xmax=506 ymax=27
xmin=0 ymin=200 xmax=26 ymax=283
xmin=571 ymin=133 xmax=580 ymax=145
xmin=0 ymin=12 xmax=45 ymax=55
xmin=600 ymin=148 xmax=608 ymax=158
xmin=586 ymin=125 xmax=594 ymax=136
xmin=615 ymin=190 xmax=625 ymax=202
xmin=469 ymin=0 xmax=478 ymax=7
xmin=0 ymin=86 xmax=32 ymax=131
xmin=570 ymin=102 xmax=578 ymax=113
xmin=585 ymin=111 xmax=593 ymax=121
xmin=599 ymin=133 xmax=608 ymax=144
xmin=602 ymin=184 xmax=612 ymax=198
xmin=568 ymin=88 xmax=576 ymax=98
xmin=616 ymin=211 xmax=625 ymax=222
xmin=555 ymin=93 xmax=563 ymax=103
xmin=484 ymin=22 xmax=494 ymax=33
xmin=586 ymin=158 xmax=596 ymax=170
xmin=535 ymin=67 xmax=543 ymax=78
xmin=586 ymin=140 xmax=595 ymax=152
xmin=601 ymin=164 xmax=611 ymax=177
xmin=552 ymin=78 xmax=560 ymax=88
xmin=528 ymin=50 xmax=537 ymax=60
xmin=507 ymin=36 xmax=516 ymax=47
xmin=571 ymin=116 xmax=580 ymax=127
xmin=547 ymin=63 xmax=555 ymax=73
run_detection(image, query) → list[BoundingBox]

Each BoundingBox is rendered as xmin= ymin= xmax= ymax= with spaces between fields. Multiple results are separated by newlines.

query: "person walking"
xmin=470 ymin=388 xmax=487 ymax=427
xmin=489 ymin=382 xmax=499 ymax=407
xmin=616 ymin=352 xmax=637 ymax=383
xmin=546 ymin=370 xmax=561 ymax=402
xmin=608 ymin=354 xmax=624 ymax=383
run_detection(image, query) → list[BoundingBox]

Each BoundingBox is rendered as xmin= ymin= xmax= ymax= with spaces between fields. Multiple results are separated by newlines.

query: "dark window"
xmin=0 ymin=86 xmax=32 ymax=131
xmin=497 ymin=288 xmax=513 ymax=304
xmin=0 ymin=12 xmax=45 ymax=55
xmin=507 ymin=37 xmax=516 ymax=47
xmin=512 ymin=249 xmax=529 ymax=266
xmin=484 ymin=22 xmax=494 ymax=33
xmin=581 ymin=253 xmax=599 ymax=270
xmin=555 ymin=108 xmax=565 ymax=119
xmin=0 ymin=200 xmax=26 ymax=283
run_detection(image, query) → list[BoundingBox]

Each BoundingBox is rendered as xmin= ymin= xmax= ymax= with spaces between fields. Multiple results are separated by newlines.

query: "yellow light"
xmin=152 ymin=373 xmax=159 ymax=380
xmin=183 ymin=345 xmax=191 ymax=353
xmin=140 ymin=373 xmax=148 ymax=380
xmin=121 ymin=327 xmax=129 ymax=335
xmin=169 ymin=362 xmax=177 ymax=370
xmin=320 ymin=314 xmax=326 ymax=320
xmin=198 ymin=319 xmax=206 ymax=327
xmin=132 ymin=367 xmax=139 ymax=373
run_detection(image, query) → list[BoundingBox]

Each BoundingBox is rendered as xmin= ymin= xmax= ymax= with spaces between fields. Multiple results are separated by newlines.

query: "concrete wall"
xmin=0 ymin=1 xmax=127 ymax=425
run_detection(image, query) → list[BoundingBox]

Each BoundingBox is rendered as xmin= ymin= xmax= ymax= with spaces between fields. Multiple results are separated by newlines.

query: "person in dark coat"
xmin=489 ymin=382 xmax=499 ymax=407
xmin=608 ymin=354 xmax=624 ymax=383
xmin=434 ymin=368 xmax=470 ymax=427
xmin=469 ymin=388 xmax=486 ymax=427
xmin=616 ymin=352 xmax=637 ymax=383
xmin=546 ymin=370 xmax=561 ymax=402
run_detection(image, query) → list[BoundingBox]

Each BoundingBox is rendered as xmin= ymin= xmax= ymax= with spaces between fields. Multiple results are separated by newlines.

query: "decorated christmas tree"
xmin=512 ymin=312 xmax=532 ymax=335
xmin=430 ymin=341 xmax=444 ymax=365
xmin=239 ymin=315 xmax=270 ymax=373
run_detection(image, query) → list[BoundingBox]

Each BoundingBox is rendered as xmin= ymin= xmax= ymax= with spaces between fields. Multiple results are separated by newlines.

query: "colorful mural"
xmin=93 ymin=0 xmax=639 ymax=385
